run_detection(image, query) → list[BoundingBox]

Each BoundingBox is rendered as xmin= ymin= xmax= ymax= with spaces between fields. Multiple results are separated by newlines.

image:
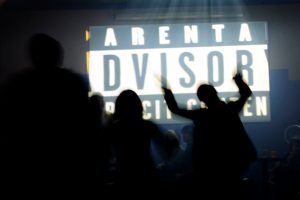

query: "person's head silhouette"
xmin=114 ymin=89 xmax=143 ymax=120
xmin=28 ymin=33 xmax=64 ymax=69
xmin=89 ymin=93 xmax=105 ymax=110
xmin=196 ymin=84 xmax=219 ymax=107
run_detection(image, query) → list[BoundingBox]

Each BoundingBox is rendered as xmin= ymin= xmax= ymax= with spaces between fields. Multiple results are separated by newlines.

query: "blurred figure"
xmin=89 ymin=93 xmax=112 ymax=129
xmin=157 ymin=129 xmax=184 ymax=187
xmin=180 ymin=124 xmax=193 ymax=169
xmin=89 ymin=93 xmax=113 ymax=189
xmin=109 ymin=89 xmax=164 ymax=196
xmin=176 ymin=124 xmax=194 ymax=189
xmin=270 ymin=125 xmax=300 ymax=200
xmin=158 ymin=130 xmax=183 ymax=169
xmin=162 ymin=72 xmax=257 ymax=199
xmin=0 ymin=33 xmax=94 ymax=197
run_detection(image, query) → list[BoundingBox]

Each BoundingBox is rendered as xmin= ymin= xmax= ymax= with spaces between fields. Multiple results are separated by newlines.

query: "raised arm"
xmin=230 ymin=72 xmax=253 ymax=112
xmin=162 ymin=87 xmax=198 ymax=120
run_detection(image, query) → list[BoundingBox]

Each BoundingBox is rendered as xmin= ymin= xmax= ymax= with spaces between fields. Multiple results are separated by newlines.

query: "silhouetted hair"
xmin=196 ymin=84 xmax=218 ymax=103
xmin=114 ymin=90 xmax=143 ymax=120
xmin=89 ymin=93 xmax=105 ymax=109
xmin=165 ymin=130 xmax=180 ymax=148
xmin=28 ymin=33 xmax=64 ymax=68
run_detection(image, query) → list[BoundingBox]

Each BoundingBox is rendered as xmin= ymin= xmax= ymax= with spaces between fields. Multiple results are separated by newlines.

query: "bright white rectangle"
xmin=89 ymin=45 xmax=269 ymax=97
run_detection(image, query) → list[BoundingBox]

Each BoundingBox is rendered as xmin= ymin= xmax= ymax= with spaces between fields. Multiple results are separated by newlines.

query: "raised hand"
xmin=154 ymin=74 xmax=170 ymax=91
xmin=233 ymin=71 xmax=243 ymax=82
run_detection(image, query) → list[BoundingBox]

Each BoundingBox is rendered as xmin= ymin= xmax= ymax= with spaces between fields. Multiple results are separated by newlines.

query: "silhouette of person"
xmin=158 ymin=130 xmax=184 ymax=182
xmin=108 ymin=89 xmax=164 ymax=196
xmin=89 ymin=93 xmax=112 ymax=127
xmin=176 ymin=124 xmax=194 ymax=189
xmin=154 ymin=129 xmax=182 ymax=197
xmin=270 ymin=125 xmax=300 ymax=200
xmin=162 ymin=72 xmax=257 ymax=199
xmin=0 ymin=33 xmax=94 ymax=197
xmin=88 ymin=93 xmax=113 ymax=189
xmin=158 ymin=130 xmax=183 ymax=167
xmin=180 ymin=124 xmax=193 ymax=170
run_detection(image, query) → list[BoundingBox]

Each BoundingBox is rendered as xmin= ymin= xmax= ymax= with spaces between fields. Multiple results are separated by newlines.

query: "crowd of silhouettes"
xmin=2 ymin=33 xmax=299 ymax=199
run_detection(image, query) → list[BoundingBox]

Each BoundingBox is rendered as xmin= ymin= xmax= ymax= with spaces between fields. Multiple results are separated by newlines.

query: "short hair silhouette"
xmin=196 ymin=84 xmax=218 ymax=105
xmin=28 ymin=33 xmax=64 ymax=68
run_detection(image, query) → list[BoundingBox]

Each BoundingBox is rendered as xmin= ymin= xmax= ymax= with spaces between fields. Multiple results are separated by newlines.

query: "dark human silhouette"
xmin=89 ymin=93 xmax=112 ymax=128
xmin=180 ymin=124 xmax=194 ymax=171
xmin=88 ymin=93 xmax=113 ymax=189
xmin=0 ymin=33 xmax=95 ymax=197
xmin=270 ymin=125 xmax=300 ymax=200
xmin=157 ymin=129 xmax=184 ymax=188
xmin=162 ymin=72 xmax=257 ymax=199
xmin=108 ymin=89 xmax=164 ymax=196
xmin=176 ymin=124 xmax=194 ymax=190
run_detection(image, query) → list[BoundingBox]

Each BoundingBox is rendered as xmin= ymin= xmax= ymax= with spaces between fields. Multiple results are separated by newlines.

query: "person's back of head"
xmin=114 ymin=90 xmax=143 ymax=120
xmin=89 ymin=93 xmax=105 ymax=110
xmin=196 ymin=84 xmax=219 ymax=106
xmin=162 ymin=130 xmax=181 ymax=162
xmin=28 ymin=33 xmax=64 ymax=69
xmin=89 ymin=93 xmax=107 ymax=127
xmin=181 ymin=125 xmax=193 ymax=145
xmin=165 ymin=130 xmax=180 ymax=150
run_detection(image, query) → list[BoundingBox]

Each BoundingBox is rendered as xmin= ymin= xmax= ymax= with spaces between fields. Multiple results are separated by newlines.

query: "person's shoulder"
xmin=226 ymin=100 xmax=239 ymax=111
xmin=1 ymin=68 xmax=37 ymax=90
xmin=55 ymin=68 xmax=89 ymax=89
xmin=139 ymin=120 xmax=161 ymax=132
xmin=55 ymin=68 xmax=83 ymax=79
xmin=142 ymin=119 xmax=159 ymax=127
xmin=193 ymin=108 xmax=207 ymax=116
xmin=11 ymin=67 xmax=37 ymax=80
